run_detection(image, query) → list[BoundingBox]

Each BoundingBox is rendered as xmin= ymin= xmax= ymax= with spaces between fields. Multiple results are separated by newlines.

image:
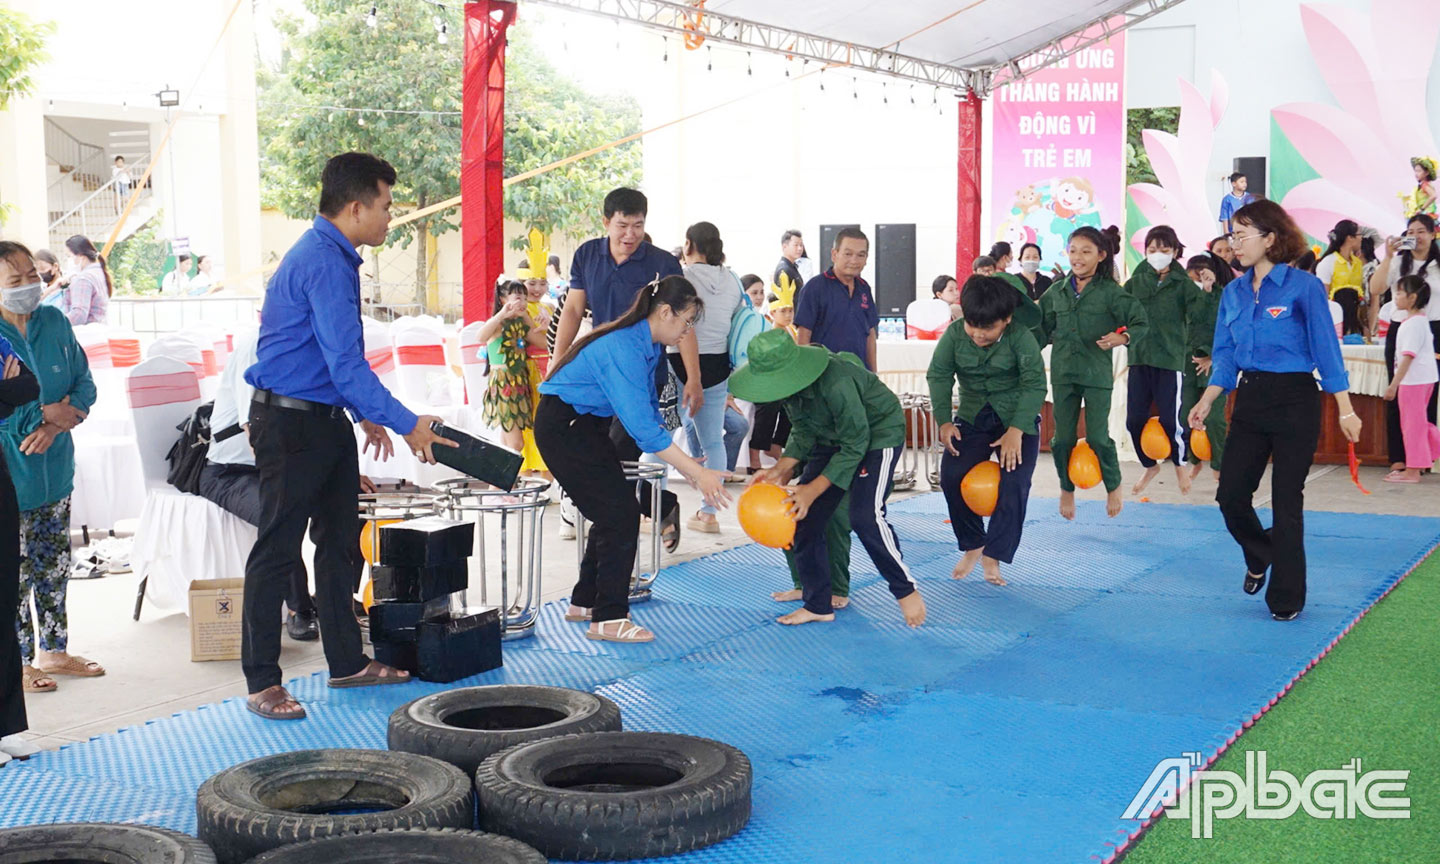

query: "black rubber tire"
xmin=0 ymin=823 xmax=216 ymax=863
xmin=242 ymin=828 xmax=545 ymax=863
xmin=388 ymin=685 xmax=623 ymax=775
xmin=475 ymin=732 xmax=751 ymax=860
xmin=195 ymin=749 xmax=473 ymax=864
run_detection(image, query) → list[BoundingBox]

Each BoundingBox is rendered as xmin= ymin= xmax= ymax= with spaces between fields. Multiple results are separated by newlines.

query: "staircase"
xmin=45 ymin=119 xmax=155 ymax=250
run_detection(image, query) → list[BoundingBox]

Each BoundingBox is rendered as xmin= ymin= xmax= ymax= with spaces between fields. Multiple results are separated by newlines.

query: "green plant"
xmin=1126 ymin=106 xmax=1180 ymax=187
xmin=109 ymin=212 xmax=169 ymax=295
xmin=0 ymin=7 xmax=54 ymax=231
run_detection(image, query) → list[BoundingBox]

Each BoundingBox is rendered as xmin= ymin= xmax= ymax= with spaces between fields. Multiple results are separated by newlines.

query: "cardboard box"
xmin=188 ymin=578 xmax=245 ymax=662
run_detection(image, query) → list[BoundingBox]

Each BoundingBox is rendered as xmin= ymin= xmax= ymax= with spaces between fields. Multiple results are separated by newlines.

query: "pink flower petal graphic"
xmin=1208 ymin=69 xmax=1230 ymax=127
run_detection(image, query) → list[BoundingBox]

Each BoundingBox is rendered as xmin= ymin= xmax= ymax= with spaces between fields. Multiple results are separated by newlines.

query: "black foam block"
xmin=368 ymin=600 xmax=423 ymax=642
xmin=416 ymin=606 xmax=502 ymax=684
xmin=372 ymin=639 xmax=418 ymax=674
xmin=371 ymin=561 xmax=470 ymax=603
xmin=379 ymin=516 xmax=474 ymax=567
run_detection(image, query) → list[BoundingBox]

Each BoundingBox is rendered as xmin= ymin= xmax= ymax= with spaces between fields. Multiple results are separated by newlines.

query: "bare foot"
xmin=1189 ymin=463 xmax=1205 ymax=481
xmin=771 ymin=589 xmax=803 ymax=602
xmin=1175 ymin=465 xmax=1192 ymax=495
xmin=777 ymin=608 xmax=835 ymax=625
xmin=1059 ymin=490 xmax=1076 ymax=521
xmin=831 ymin=595 xmax=850 ymax=609
xmin=1106 ymin=488 xmax=1123 ymax=518
xmin=897 ymin=591 xmax=927 ymax=627
xmin=952 ymin=547 xmax=984 ymax=579
xmin=1132 ymin=465 xmax=1162 ymax=495
xmin=1212 ymin=469 xmax=1221 ymax=482
xmin=981 ymin=557 xmax=1007 ymax=586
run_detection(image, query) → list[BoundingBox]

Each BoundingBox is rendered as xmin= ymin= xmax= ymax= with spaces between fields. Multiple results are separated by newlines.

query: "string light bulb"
xmin=707 ymin=45 xmax=712 ymax=71
xmin=662 ymin=36 xmax=668 ymax=62
xmin=366 ymin=5 xmax=377 ymax=28
xmin=747 ymin=51 xmax=752 ymax=76
xmin=437 ymin=22 xmax=448 ymax=44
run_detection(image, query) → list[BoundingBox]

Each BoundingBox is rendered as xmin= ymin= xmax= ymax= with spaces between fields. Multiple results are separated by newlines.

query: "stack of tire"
xmin=179 ymin=684 xmax=750 ymax=862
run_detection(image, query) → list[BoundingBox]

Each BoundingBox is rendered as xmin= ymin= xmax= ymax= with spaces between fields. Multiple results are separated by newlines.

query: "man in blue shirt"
xmin=551 ymin=188 xmax=690 ymax=546
xmin=241 ymin=153 xmax=454 ymax=720
xmin=794 ymin=226 xmax=880 ymax=370
xmin=1217 ymin=172 xmax=1255 ymax=234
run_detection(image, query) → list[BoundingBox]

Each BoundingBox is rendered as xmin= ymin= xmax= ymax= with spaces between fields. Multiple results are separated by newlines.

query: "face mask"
xmin=1020 ymin=260 xmax=1041 ymax=274
xmin=39 ymin=270 xmax=54 ymax=285
xmin=1146 ymin=252 xmax=1174 ymax=271
xmin=2 ymin=282 xmax=43 ymax=314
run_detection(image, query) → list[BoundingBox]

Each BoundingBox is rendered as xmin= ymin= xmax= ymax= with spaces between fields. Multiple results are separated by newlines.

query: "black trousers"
xmin=939 ymin=406 xmax=1039 ymax=564
xmin=608 ymin=418 xmax=677 ymax=521
xmin=793 ymin=446 xmax=915 ymax=615
xmin=1127 ymin=364 xmax=1185 ymax=466
xmin=1215 ymin=372 xmax=1321 ymax=616
xmin=241 ymin=401 xmax=367 ymax=693
xmin=198 ymin=462 xmax=315 ymax=615
xmin=0 ymin=464 xmax=25 ymax=738
xmin=749 ymin=402 xmax=791 ymax=452
xmin=537 ymin=396 xmax=639 ymax=622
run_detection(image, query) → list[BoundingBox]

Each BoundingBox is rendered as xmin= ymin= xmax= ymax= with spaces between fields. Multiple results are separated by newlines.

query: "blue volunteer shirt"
xmin=246 ymin=216 xmax=419 ymax=434
xmin=1218 ymin=192 xmax=1254 ymax=225
xmin=793 ymin=269 xmax=879 ymax=369
xmin=570 ymin=238 xmax=682 ymax=326
xmin=539 ymin=319 xmax=672 ymax=453
xmin=1208 ymin=263 xmax=1349 ymax=393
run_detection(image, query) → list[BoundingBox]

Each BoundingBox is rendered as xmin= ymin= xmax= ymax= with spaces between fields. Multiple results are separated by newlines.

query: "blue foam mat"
xmin=1 ymin=495 xmax=1435 ymax=864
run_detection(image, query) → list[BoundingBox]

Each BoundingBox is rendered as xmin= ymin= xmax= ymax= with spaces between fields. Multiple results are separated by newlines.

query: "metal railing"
xmin=44 ymin=119 xmax=110 ymax=219
xmin=48 ymin=158 xmax=153 ymax=249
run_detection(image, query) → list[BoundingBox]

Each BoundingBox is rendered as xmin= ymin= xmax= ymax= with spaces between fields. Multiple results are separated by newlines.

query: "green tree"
xmin=256 ymin=3 xmax=641 ymax=307
xmin=1125 ymin=106 xmax=1180 ymax=187
xmin=110 ymin=212 xmax=169 ymax=295
xmin=0 ymin=7 xmax=54 ymax=228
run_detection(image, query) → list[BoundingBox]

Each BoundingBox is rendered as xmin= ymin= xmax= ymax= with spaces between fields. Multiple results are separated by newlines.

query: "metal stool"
xmin=900 ymin=393 xmax=944 ymax=490
xmin=575 ymin=461 xmax=666 ymax=603
xmin=357 ymin=490 xmax=444 ymax=540
xmin=437 ymin=478 xmax=549 ymax=641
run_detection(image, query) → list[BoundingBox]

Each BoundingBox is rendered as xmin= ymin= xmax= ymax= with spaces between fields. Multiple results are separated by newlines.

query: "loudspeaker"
xmin=874 ymin=223 xmax=916 ymax=317
xmin=1232 ymin=157 xmax=1266 ymax=199
xmin=820 ymin=223 xmax=861 ymax=274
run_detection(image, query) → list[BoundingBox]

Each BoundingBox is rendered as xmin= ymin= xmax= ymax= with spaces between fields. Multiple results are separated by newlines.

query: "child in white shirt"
xmin=1383 ymin=275 xmax=1440 ymax=482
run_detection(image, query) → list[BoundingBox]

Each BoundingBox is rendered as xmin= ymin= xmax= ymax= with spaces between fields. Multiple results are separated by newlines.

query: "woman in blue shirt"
xmin=537 ymin=275 xmax=731 ymax=643
xmin=1187 ymin=201 xmax=1362 ymax=621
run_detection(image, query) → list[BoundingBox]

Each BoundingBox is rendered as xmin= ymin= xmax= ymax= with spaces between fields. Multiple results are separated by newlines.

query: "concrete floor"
xmin=13 ymin=459 xmax=1439 ymax=753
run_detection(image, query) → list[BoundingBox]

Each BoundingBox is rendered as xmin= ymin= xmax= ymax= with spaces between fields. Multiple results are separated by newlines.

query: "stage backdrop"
xmin=988 ymin=24 xmax=1127 ymax=273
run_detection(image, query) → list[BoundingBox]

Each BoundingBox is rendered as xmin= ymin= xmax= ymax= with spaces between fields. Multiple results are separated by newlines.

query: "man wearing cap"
xmin=733 ymin=329 xmax=927 ymax=628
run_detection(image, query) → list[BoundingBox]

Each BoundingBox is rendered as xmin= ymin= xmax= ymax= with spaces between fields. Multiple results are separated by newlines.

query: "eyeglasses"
xmin=1232 ymin=231 xmax=1266 ymax=244
xmin=682 ymin=315 xmax=698 ymax=332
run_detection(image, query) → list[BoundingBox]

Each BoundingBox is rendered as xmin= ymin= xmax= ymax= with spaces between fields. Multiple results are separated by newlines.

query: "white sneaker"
xmin=0 ymin=734 xmax=42 ymax=759
xmin=558 ymin=491 xmax=578 ymax=540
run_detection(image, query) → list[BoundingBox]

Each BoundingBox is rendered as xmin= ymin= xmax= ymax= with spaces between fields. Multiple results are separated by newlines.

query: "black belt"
xmin=252 ymin=388 xmax=348 ymax=419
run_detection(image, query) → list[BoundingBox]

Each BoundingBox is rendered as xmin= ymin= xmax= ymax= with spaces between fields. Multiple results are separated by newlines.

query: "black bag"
xmin=166 ymin=402 xmax=242 ymax=495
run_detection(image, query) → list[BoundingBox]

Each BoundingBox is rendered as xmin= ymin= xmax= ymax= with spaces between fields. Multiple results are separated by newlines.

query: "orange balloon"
xmin=1068 ymin=439 xmax=1102 ymax=490
xmin=1140 ymin=416 xmax=1172 ymax=461
xmin=960 ymin=460 xmax=1001 ymax=517
xmin=360 ymin=519 xmax=401 ymax=566
xmin=362 ymin=578 xmax=375 ymax=612
xmin=737 ymin=482 xmax=797 ymax=549
xmin=1190 ymin=428 xmax=1212 ymax=462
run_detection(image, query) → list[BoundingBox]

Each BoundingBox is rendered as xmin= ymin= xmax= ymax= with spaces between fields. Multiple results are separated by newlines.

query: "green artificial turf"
xmin=1120 ymin=549 xmax=1439 ymax=864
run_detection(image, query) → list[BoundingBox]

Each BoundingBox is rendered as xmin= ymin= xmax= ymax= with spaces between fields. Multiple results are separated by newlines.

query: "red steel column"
xmin=462 ymin=0 xmax=516 ymax=323
xmin=956 ymin=90 xmax=983 ymax=280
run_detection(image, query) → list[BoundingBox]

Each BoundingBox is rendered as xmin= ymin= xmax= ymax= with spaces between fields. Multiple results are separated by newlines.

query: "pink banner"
xmin=989 ymin=25 xmax=1127 ymax=273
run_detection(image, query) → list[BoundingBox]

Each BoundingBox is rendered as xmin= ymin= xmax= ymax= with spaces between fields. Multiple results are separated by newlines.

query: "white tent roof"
xmin=524 ymin=0 xmax=1187 ymax=93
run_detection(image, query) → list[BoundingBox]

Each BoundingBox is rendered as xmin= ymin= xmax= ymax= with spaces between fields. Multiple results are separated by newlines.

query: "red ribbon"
xmin=109 ymin=338 xmax=142 ymax=368
xmin=366 ymin=347 xmax=396 ymax=374
xmin=394 ymin=344 xmax=447 ymax=366
xmin=126 ymin=371 xmax=201 ymax=409
xmin=1347 ymin=442 xmax=1371 ymax=495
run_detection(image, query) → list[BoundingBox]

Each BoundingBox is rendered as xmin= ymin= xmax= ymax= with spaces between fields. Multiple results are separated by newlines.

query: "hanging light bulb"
xmin=358 ymin=112 xmax=366 ymax=126
xmin=437 ymin=22 xmax=448 ymax=44
xmin=747 ymin=51 xmax=752 ymax=76
xmin=852 ymin=76 xmax=858 ymax=100
xmin=882 ymin=82 xmax=888 ymax=104
xmin=819 ymin=68 xmax=825 ymax=91
xmin=366 ymin=5 xmax=377 ymax=28
xmin=909 ymin=84 xmax=915 ymax=105
xmin=662 ymin=36 xmax=668 ymax=62
xmin=707 ymin=45 xmax=712 ymax=71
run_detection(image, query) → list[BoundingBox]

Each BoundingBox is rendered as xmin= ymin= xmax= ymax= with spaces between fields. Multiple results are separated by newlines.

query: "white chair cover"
xmin=906 ymin=298 xmax=952 ymax=340
xmin=391 ymin=316 xmax=457 ymax=408
xmin=126 ymin=357 xmax=256 ymax=613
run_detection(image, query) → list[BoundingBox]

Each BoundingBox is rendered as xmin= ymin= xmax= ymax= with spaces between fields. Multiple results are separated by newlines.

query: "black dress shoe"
xmin=286 ymin=610 xmax=320 ymax=641
xmin=1243 ymin=571 xmax=1266 ymax=595
xmin=1271 ymin=610 xmax=1300 ymax=622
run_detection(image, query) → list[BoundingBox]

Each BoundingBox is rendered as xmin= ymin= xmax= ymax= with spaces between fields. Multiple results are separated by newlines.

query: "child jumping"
xmin=927 ymin=276 xmax=1047 ymax=587
xmin=731 ymin=329 xmax=926 ymax=628
xmin=1383 ymin=274 xmax=1440 ymax=483
xmin=1181 ymin=254 xmax=1231 ymax=481
xmin=1038 ymin=226 xmax=1149 ymax=520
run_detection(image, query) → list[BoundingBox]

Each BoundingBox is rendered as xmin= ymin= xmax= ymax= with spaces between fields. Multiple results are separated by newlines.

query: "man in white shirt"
xmin=196 ymin=331 xmax=321 ymax=640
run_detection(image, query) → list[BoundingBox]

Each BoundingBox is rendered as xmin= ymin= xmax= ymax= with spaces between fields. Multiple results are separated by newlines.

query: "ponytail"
xmin=65 ymin=234 xmax=112 ymax=296
xmin=548 ymin=274 xmax=702 ymax=378
xmin=1069 ymin=225 xmax=1118 ymax=282
xmin=684 ymin=221 xmax=725 ymax=266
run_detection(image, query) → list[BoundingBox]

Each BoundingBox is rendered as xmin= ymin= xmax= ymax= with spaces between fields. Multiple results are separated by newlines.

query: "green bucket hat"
xmin=728 ymin=329 xmax=831 ymax=403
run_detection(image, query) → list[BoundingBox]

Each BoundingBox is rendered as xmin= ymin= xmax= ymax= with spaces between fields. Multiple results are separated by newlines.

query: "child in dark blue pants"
xmin=927 ymin=276 xmax=1048 ymax=586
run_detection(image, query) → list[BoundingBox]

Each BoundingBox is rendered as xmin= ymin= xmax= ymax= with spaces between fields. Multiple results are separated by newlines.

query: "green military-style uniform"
xmin=1038 ymin=273 xmax=1149 ymax=492
xmin=926 ymin=321 xmax=1048 ymax=430
xmin=781 ymin=354 xmax=907 ymax=481
xmin=1124 ymin=261 xmax=1206 ymax=372
xmin=996 ymin=272 xmax=1046 ymax=343
xmin=1179 ymin=284 xmax=1226 ymax=470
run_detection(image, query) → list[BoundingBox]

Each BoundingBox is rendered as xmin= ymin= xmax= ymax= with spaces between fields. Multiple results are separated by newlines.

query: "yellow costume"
xmin=516 ymin=230 xmax=553 ymax=472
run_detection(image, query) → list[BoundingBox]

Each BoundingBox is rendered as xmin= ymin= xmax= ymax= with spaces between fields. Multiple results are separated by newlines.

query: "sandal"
xmin=327 ymin=659 xmax=411 ymax=689
xmin=585 ymin=618 xmax=655 ymax=644
xmin=563 ymin=604 xmax=591 ymax=622
xmin=21 ymin=666 xmax=56 ymax=693
xmin=686 ymin=512 xmax=720 ymax=534
xmin=660 ymin=506 xmax=681 ymax=553
xmin=246 ymin=685 xmax=307 ymax=721
xmin=1384 ymin=471 xmax=1420 ymax=484
xmin=38 ymin=654 xmax=105 ymax=678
